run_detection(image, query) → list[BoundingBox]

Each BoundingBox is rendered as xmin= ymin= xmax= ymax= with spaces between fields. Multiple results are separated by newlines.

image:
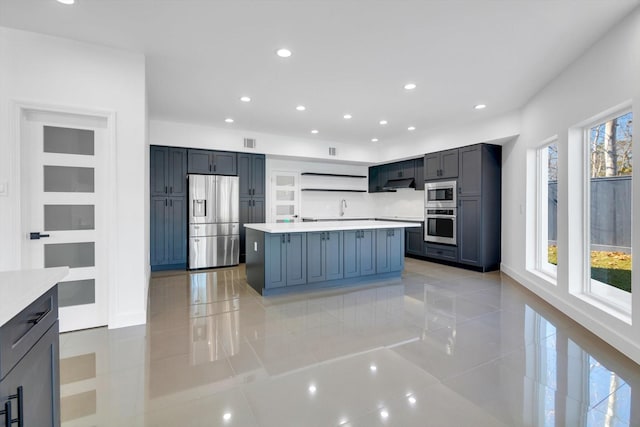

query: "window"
xmin=535 ymin=138 xmax=558 ymax=278
xmin=585 ymin=111 xmax=632 ymax=304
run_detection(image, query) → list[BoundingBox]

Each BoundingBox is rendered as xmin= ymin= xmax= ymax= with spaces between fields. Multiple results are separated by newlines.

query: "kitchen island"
xmin=245 ymin=220 xmax=420 ymax=295
xmin=0 ymin=267 xmax=67 ymax=427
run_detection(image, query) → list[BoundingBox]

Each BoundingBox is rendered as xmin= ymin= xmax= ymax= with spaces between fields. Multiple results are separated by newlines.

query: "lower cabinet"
xmin=240 ymin=197 xmax=265 ymax=262
xmin=425 ymin=242 xmax=458 ymax=262
xmin=307 ymin=231 xmax=343 ymax=283
xmin=151 ymin=196 xmax=187 ymax=269
xmin=0 ymin=287 xmax=60 ymax=427
xmin=405 ymin=226 xmax=424 ymax=256
xmin=457 ymin=197 xmax=482 ymax=267
xmin=376 ymin=228 xmax=403 ymax=273
xmin=265 ymin=233 xmax=307 ymax=288
xmin=344 ymin=230 xmax=376 ymax=278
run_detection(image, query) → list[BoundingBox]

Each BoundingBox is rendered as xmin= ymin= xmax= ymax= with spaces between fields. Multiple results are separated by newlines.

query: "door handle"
xmin=29 ymin=232 xmax=50 ymax=240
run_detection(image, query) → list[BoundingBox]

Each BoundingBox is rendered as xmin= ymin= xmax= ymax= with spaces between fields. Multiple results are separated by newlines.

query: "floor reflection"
xmin=58 ymin=259 xmax=640 ymax=426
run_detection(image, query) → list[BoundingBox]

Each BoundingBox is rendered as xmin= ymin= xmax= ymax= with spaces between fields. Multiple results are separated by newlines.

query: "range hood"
xmin=382 ymin=177 xmax=415 ymax=190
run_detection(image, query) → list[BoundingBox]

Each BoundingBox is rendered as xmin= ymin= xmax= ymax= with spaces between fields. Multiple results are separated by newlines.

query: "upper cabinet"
xmin=151 ymin=146 xmax=187 ymax=197
xmin=424 ymin=148 xmax=459 ymax=179
xmin=187 ymin=149 xmax=237 ymax=175
xmin=368 ymin=156 xmax=424 ymax=193
xmin=238 ymin=153 xmax=265 ymax=198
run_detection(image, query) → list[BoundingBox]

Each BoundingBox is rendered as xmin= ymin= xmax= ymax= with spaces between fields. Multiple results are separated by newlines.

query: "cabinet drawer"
xmin=0 ymin=286 xmax=58 ymax=380
xmin=425 ymin=243 xmax=458 ymax=262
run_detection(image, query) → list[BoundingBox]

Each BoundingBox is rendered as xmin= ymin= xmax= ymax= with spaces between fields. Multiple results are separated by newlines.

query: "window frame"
xmin=535 ymin=137 xmax=559 ymax=280
xmin=581 ymin=108 xmax=632 ymax=315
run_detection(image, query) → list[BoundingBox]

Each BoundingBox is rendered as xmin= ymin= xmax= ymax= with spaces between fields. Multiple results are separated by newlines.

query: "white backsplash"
xmin=372 ymin=190 xmax=424 ymax=219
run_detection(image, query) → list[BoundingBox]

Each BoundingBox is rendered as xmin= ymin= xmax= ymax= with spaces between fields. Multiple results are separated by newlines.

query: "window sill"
xmin=573 ymin=282 xmax=632 ymax=325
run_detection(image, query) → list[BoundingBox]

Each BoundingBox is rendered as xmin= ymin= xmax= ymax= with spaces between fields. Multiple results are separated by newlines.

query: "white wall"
xmin=0 ymin=27 xmax=148 ymax=328
xmin=501 ymin=8 xmax=640 ymax=363
xmin=150 ymin=119 xmax=379 ymax=164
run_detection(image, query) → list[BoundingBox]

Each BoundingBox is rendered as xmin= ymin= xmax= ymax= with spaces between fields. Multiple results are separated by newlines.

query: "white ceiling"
xmin=1 ymin=0 xmax=638 ymax=145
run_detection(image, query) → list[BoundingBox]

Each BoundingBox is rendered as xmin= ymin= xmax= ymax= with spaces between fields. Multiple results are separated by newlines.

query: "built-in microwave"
xmin=424 ymin=208 xmax=456 ymax=245
xmin=425 ymin=180 xmax=457 ymax=208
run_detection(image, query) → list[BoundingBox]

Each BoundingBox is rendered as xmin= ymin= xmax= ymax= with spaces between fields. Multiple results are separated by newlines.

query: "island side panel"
xmin=245 ymin=228 xmax=265 ymax=294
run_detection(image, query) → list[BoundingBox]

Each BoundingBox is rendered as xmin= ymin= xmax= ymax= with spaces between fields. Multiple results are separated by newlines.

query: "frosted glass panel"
xmin=44 ymin=166 xmax=94 ymax=193
xmin=276 ymin=205 xmax=294 ymax=215
xmin=276 ymin=190 xmax=295 ymax=201
xmin=45 ymin=205 xmax=95 ymax=231
xmin=43 ymin=126 xmax=94 ymax=155
xmin=59 ymin=279 xmax=95 ymax=307
xmin=276 ymin=176 xmax=295 ymax=186
xmin=45 ymin=242 xmax=95 ymax=268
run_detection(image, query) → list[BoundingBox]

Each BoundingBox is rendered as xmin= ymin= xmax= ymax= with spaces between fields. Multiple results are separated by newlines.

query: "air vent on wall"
xmin=329 ymin=147 xmax=336 ymax=156
xmin=244 ymin=138 xmax=256 ymax=149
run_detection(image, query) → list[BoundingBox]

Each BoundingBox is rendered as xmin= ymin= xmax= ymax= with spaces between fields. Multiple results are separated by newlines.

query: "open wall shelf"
xmin=301 ymin=189 xmax=367 ymax=192
xmin=301 ymin=173 xmax=367 ymax=178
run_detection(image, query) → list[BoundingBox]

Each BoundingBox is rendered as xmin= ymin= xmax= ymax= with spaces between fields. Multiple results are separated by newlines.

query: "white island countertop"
xmin=245 ymin=220 xmax=422 ymax=233
xmin=0 ymin=267 xmax=68 ymax=326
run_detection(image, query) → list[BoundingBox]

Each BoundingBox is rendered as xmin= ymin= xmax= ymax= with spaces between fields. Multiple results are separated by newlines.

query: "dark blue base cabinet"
xmin=0 ymin=287 xmax=60 ymax=427
xmin=246 ymin=228 xmax=404 ymax=295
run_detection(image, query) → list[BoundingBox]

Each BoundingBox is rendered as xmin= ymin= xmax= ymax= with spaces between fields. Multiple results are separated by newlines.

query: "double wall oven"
xmin=424 ymin=180 xmax=457 ymax=245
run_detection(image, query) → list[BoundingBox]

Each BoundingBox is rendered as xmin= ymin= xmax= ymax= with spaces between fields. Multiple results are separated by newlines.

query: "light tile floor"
xmin=59 ymin=258 xmax=640 ymax=426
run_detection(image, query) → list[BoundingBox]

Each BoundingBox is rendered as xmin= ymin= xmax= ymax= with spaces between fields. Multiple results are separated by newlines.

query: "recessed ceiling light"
xmin=370 ymin=364 xmax=377 ymax=371
xmin=308 ymin=385 xmax=317 ymax=394
xmin=276 ymin=48 xmax=292 ymax=58
xmin=343 ymin=114 xmax=352 ymax=120
xmin=408 ymin=396 xmax=417 ymax=405
xmin=57 ymin=0 xmax=75 ymax=4
xmin=379 ymin=120 xmax=388 ymax=125
xmin=296 ymin=105 xmax=306 ymax=111
xmin=371 ymin=138 xmax=379 ymax=142
xmin=474 ymin=104 xmax=487 ymax=110
xmin=311 ymin=129 xmax=319 ymax=134
xmin=404 ymin=83 xmax=417 ymax=90
xmin=223 ymin=412 xmax=232 ymax=421
xmin=224 ymin=118 xmax=234 ymax=123
xmin=408 ymin=126 xmax=416 ymax=131
xmin=380 ymin=410 xmax=389 ymax=419
xmin=240 ymin=96 xmax=251 ymax=102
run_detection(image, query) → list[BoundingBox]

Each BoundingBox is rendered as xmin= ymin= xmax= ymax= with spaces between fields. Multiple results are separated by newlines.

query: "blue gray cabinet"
xmin=424 ymin=148 xmax=459 ymax=179
xmin=239 ymin=198 xmax=265 ymax=262
xmin=238 ymin=153 xmax=265 ymax=198
xmin=376 ymin=228 xmax=403 ymax=273
xmin=151 ymin=196 xmax=187 ymax=270
xmin=425 ymin=242 xmax=458 ymax=262
xmin=369 ymin=157 xmax=424 ymax=193
xmin=405 ymin=226 xmax=424 ymax=256
xmin=344 ymin=230 xmax=376 ymax=278
xmin=456 ymin=144 xmax=501 ymax=271
xmin=151 ymin=146 xmax=187 ymax=197
xmin=238 ymin=153 xmax=266 ymax=262
xmin=187 ymin=149 xmax=237 ymax=175
xmin=265 ymin=233 xmax=307 ymax=288
xmin=0 ymin=287 xmax=60 ymax=427
xmin=150 ymin=146 xmax=188 ymax=270
xmin=307 ymin=231 xmax=343 ymax=283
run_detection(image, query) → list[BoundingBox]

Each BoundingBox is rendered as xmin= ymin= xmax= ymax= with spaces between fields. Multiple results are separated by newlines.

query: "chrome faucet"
xmin=339 ymin=199 xmax=347 ymax=216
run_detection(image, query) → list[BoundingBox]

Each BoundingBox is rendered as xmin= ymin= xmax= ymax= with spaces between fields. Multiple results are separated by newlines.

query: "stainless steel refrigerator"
xmin=188 ymin=174 xmax=239 ymax=269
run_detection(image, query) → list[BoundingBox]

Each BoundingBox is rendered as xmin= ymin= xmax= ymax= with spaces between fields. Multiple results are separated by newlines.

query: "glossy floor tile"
xmin=59 ymin=259 xmax=640 ymax=426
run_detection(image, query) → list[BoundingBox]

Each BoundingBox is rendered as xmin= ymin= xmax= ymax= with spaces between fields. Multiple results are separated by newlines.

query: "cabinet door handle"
xmin=321 ymin=232 xmax=325 ymax=241
xmin=209 ymin=164 xmax=212 ymax=172
xmin=281 ymin=235 xmax=285 ymax=244
xmin=327 ymin=232 xmax=330 ymax=241
xmin=28 ymin=309 xmax=50 ymax=325
xmin=287 ymin=234 xmax=291 ymax=243
xmin=0 ymin=386 xmax=24 ymax=427
xmin=165 ymin=186 xmax=168 ymax=194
